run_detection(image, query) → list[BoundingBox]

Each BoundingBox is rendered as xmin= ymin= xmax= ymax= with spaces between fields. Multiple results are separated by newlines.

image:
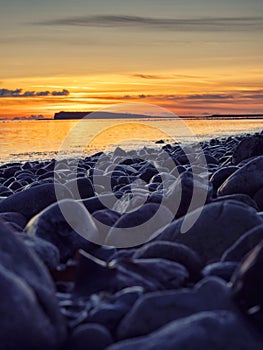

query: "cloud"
xmin=0 ymin=89 xmax=22 ymax=97
xmin=51 ymin=89 xmax=69 ymax=96
xmin=130 ymin=73 xmax=205 ymax=80
xmin=35 ymin=15 xmax=263 ymax=32
xmin=0 ymin=88 xmax=70 ymax=98
xmin=13 ymin=115 xmax=46 ymax=120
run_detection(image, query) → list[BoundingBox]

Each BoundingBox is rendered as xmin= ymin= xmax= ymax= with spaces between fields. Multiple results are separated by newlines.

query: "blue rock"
xmin=155 ymin=200 xmax=263 ymax=262
xmin=0 ymin=221 xmax=66 ymax=348
xmin=116 ymin=277 xmax=235 ymax=339
xmin=222 ymin=224 xmax=263 ymax=262
xmin=109 ymin=311 xmax=263 ymax=350
xmin=0 ymin=183 xmax=72 ymax=221
xmin=68 ymin=323 xmax=113 ymax=350
xmin=26 ymin=199 xmax=99 ymax=262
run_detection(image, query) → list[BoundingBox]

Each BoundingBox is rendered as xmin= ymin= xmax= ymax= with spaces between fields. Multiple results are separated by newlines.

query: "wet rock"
xmin=68 ymin=323 xmax=113 ymax=350
xmin=231 ymin=241 xmax=263 ymax=330
xmin=115 ymin=258 xmax=189 ymax=292
xmin=20 ymin=233 xmax=60 ymax=269
xmin=218 ymin=156 xmax=263 ymax=197
xmin=232 ymin=135 xmax=263 ymax=165
xmin=254 ymin=187 xmax=263 ymax=211
xmin=117 ymin=277 xmax=234 ymax=339
xmin=109 ymin=310 xmax=263 ymax=350
xmin=66 ymin=177 xmax=95 ymax=199
xmin=0 ymin=265 xmax=62 ymax=350
xmin=92 ymin=209 xmax=121 ymax=239
xmin=133 ymin=241 xmax=203 ymax=281
xmin=106 ymin=203 xmax=173 ymax=248
xmin=210 ymin=166 xmax=238 ymax=192
xmin=0 ymin=183 xmax=72 ymax=221
xmin=26 ymin=199 xmax=99 ymax=262
xmin=202 ymin=262 xmax=238 ymax=282
xmin=155 ymin=200 xmax=263 ymax=262
xmin=164 ymin=171 xmax=211 ymax=219
xmin=213 ymin=193 xmax=259 ymax=210
xmin=0 ymin=212 xmax=27 ymax=229
xmin=0 ymin=221 xmax=66 ymax=348
xmin=222 ymin=224 xmax=263 ymax=262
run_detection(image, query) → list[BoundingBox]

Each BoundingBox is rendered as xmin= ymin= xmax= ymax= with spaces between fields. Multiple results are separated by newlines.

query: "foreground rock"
xmin=26 ymin=199 xmax=99 ymax=262
xmin=218 ymin=156 xmax=263 ymax=197
xmin=108 ymin=310 xmax=263 ymax=350
xmin=232 ymin=134 xmax=263 ymax=165
xmin=155 ymin=200 xmax=263 ymax=262
xmin=231 ymin=241 xmax=263 ymax=332
xmin=117 ymin=277 xmax=235 ymax=339
xmin=0 ymin=183 xmax=72 ymax=223
xmin=0 ymin=221 xmax=66 ymax=349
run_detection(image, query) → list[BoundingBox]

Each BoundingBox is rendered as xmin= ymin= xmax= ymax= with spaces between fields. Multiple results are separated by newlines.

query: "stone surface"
xmin=155 ymin=200 xmax=263 ymax=262
xmin=222 ymin=224 xmax=263 ymax=262
xmin=218 ymin=156 xmax=263 ymax=197
xmin=109 ymin=310 xmax=263 ymax=350
xmin=117 ymin=277 xmax=235 ymax=339
xmin=133 ymin=241 xmax=203 ymax=281
xmin=26 ymin=199 xmax=99 ymax=262
xmin=232 ymin=135 xmax=263 ymax=165
xmin=0 ymin=183 xmax=72 ymax=221
xmin=0 ymin=221 xmax=66 ymax=348
xmin=68 ymin=323 xmax=113 ymax=350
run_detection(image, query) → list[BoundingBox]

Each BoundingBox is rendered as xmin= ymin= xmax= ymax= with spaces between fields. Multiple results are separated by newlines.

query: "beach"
xmin=0 ymin=130 xmax=263 ymax=349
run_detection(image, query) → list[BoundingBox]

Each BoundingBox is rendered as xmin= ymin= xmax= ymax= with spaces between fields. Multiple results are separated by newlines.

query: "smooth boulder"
xmin=154 ymin=200 xmax=263 ymax=262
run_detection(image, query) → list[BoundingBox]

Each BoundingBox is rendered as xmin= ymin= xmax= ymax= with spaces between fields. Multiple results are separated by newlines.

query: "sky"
xmin=0 ymin=0 xmax=263 ymax=118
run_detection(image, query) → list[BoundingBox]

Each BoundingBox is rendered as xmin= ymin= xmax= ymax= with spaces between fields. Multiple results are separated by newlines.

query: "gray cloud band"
xmin=54 ymin=103 xmax=209 ymax=248
xmin=35 ymin=15 xmax=263 ymax=32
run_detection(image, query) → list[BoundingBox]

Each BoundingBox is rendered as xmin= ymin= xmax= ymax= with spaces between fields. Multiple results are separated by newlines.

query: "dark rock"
xmin=116 ymin=277 xmax=235 ymax=339
xmin=20 ymin=233 xmax=60 ymax=269
xmin=115 ymin=258 xmax=189 ymax=292
xmin=231 ymin=241 xmax=263 ymax=318
xmin=66 ymin=177 xmax=95 ymax=199
xmin=222 ymin=224 xmax=263 ymax=262
xmin=82 ymin=194 xmax=119 ymax=214
xmin=155 ymin=200 xmax=263 ymax=262
xmin=26 ymin=199 xmax=99 ymax=262
xmin=106 ymin=203 xmax=173 ymax=248
xmin=92 ymin=209 xmax=121 ymax=240
xmin=68 ymin=323 xmax=113 ymax=350
xmin=0 ymin=221 xmax=66 ymax=348
xmin=212 ymin=193 xmax=259 ymax=210
xmin=202 ymin=262 xmax=238 ymax=282
xmin=109 ymin=310 xmax=263 ymax=350
xmin=210 ymin=166 xmax=238 ymax=192
xmin=164 ymin=171 xmax=212 ymax=220
xmin=0 ymin=212 xmax=27 ymax=229
xmin=0 ymin=265 xmax=62 ymax=350
xmin=0 ymin=183 xmax=72 ymax=221
xmin=254 ymin=187 xmax=263 ymax=211
xmin=218 ymin=156 xmax=263 ymax=197
xmin=133 ymin=241 xmax=203 ymax=281
xmin=232 ymin=135 xmax=263 ymax=165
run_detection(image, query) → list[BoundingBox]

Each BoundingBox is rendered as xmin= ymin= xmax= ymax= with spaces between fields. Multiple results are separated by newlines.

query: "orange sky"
xmin=1 ymin=0 xmax=263 ymax=118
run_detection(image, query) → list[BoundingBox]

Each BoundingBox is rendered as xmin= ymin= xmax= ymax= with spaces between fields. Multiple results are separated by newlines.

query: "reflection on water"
xmin=0 ymin=118 xmax=262 ymax=163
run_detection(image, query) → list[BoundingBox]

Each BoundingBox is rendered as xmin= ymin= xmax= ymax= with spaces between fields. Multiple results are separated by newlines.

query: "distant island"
xmin=54 ymin=111 xmax=263 ymax=120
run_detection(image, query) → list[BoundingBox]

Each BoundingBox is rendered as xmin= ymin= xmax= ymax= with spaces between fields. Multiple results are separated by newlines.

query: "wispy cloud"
xmin=0 ymin=88 xmax=69 ymax=98
xmin=34 ymin=15 xmax=263 ymax=32
xmin=130 ymin=73 xmax=207 ymax=80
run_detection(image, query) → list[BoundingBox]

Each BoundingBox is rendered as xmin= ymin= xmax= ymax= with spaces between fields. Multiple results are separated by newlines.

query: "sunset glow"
xmin=1 ymin=0 xmax=263 ymax=119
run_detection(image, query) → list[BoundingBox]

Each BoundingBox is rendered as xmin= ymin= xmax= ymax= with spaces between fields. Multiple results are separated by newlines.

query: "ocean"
xmin=0 ymin=118 xmax=262 ymax=164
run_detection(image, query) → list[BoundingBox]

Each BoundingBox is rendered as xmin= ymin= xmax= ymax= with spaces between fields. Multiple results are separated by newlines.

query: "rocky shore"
xmin=0 ymin=131 xmax=263 ymax=349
